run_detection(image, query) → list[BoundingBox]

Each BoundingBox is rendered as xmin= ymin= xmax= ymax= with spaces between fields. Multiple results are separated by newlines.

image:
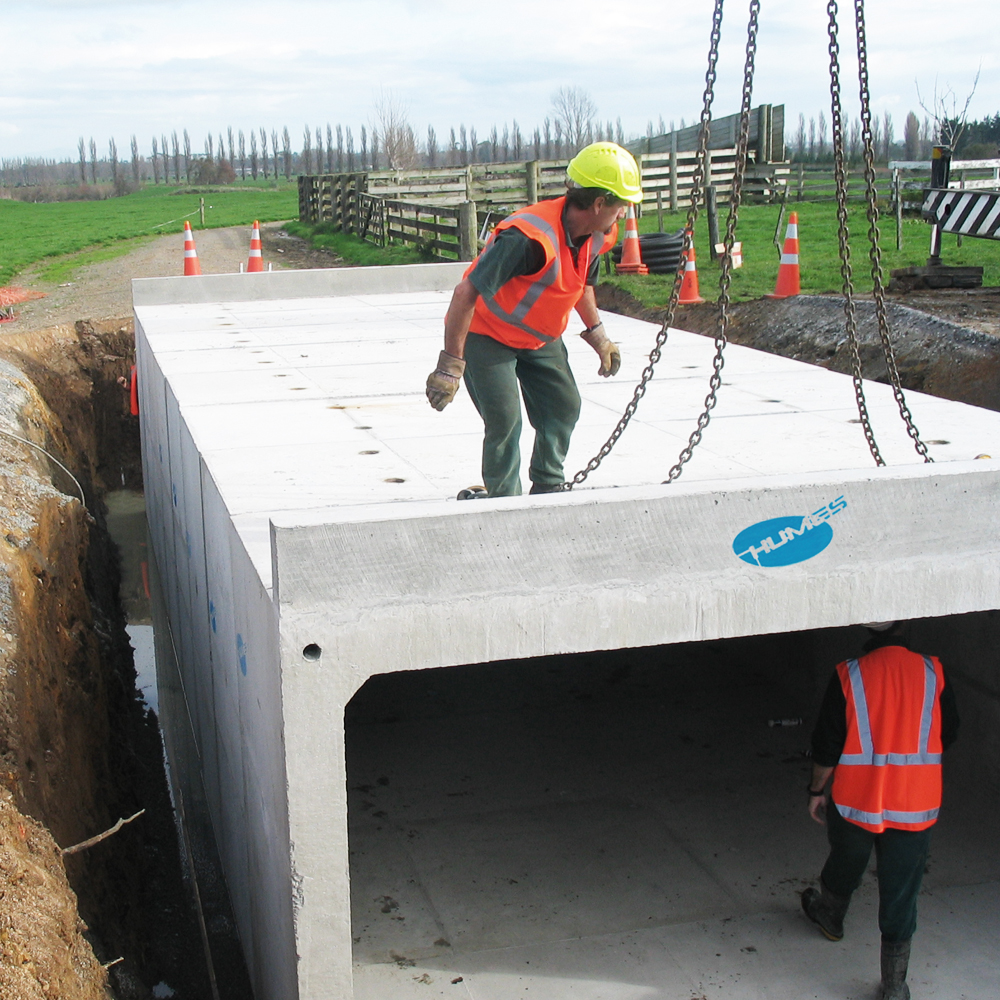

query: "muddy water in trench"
xmin=104 ymin=491 xmax=252 ymax=1000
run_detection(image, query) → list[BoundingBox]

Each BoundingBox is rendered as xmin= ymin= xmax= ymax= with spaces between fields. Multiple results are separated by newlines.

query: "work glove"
xmin=425 ymin=350 xmax=466 ymax=410
xmin=580 ymin=322 xmax=621 ymax=377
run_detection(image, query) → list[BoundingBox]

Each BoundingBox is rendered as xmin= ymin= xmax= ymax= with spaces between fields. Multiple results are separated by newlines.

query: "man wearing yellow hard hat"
xmin=425 ymin=142 xmax=642 ymax=498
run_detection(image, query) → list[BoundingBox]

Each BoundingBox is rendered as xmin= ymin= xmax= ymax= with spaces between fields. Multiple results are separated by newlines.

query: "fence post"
xmin=894 ymin=169 xmax=902 ymax=251
xmin=669 ymin=132 xmax=678 ymax=211
xmin=797 ymin=162 xmax=805 ymax=202
xmin=459 ymin=200 xmax=477 ymax=261
xmin=706 ymin=186 xmax=719 ymax=259
xmin=526 ymin=160 xmax=538 ymax=205
xmin=656 ymin=190 xmax=664 ymax=232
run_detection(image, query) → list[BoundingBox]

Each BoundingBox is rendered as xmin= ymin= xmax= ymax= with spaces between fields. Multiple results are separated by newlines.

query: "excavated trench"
xmin=0 ymin=319 xmax=216 ymax=1000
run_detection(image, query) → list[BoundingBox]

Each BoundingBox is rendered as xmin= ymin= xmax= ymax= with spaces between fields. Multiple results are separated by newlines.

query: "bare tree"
xmin=206 ymin=134 xmax=214 ymax=161
xmin=109 ymin=138 xmax=119 ymax=187
xmin=183 ymin=129 xmax=191 ymax=182
xmin=89 ymin=137 xmax=97 ymax=183
xmin=360 ymin=124 xmax=368 ymax=169
xmin=848 ymin=117 xmax=862 ymax=163
xmin=533 ymin=127 xmax=541 ymax=160
xmin=371 ymin=89 xmax=417 ymax=169
xmin=818 ymin=111 xmax=828 ymax=160
xmin=271 ymin=130 xmax=280 ymax=177
xmin=904 ymin=111 xmax=921 ymax=160
xmin=615 ymin=118 xmax=624 ymax=145
xmin=553 ymin=120 xmax=563 ymax=159
xmin=459 ymin=124 xmax=468 ymax=166
xmin=238 ymin=131 xmax=246 ymax=179
xmin=161 ymin=134 xmax=169 ymax=181
xmin=551 ymin=85 xmax=597 ymax=153
xmin=228 ymin=127 xmax=235 ymax=167
xmin=917 ymin=68 xmax=981 ymax=147
xmin=881 ymin=111 xmax=895 ymax=162
xmin=512 ymin=120 xmax=522 ymax=160
xmin=282 ymin=127 xmax=292 ymax=178
xmin=301 ymin=126 xmax=311 ymax=174
xmin=795 ymin=113 xmax=806 ymax=159
xmin=218 ymin=133 xmax=225 ymax=166
xmin=469 ymin=127 xmax=477 ymax=164
xmin=501 ymin=123 xmax=509 ymax=162
xmin=808 ymin=117 xmax=816 ymax=161
xmin=336 ymin=124 xmax=343 ymax=172
xmin=427 ymin=125 xmax=437 ymax=167
xmin=150 ymin=137 xmax=161 ymax=183
xmin=346 ymin=127 xmax=355 ymax=170
xmin=130 ymin=135 xmax=141 ymax=182
xmin=260 ymin=127 xmax=269 ymax=178
xmin=251 ymin=130 xmax=260 ymax=179
xmin=371 ymin=130 xmax=380 ymax=169
xmin=172 ymin=132 xmax=180 ymax=183
xmin=315 ymin=127 xmax=323 ymax=171
xmin=544 ymin=118 xmax=552 ymax=159
xmin=77 ymin=137 xmax=87 ymax=184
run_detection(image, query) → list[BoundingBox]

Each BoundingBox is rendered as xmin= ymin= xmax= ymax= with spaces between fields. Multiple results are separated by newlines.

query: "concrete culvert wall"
xmin=345 ymin=624 xmax=999 ymax=997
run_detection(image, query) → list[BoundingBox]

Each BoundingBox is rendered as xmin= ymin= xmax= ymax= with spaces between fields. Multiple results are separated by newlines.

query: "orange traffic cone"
xmin=615 ymin=205 xmax=648 ymax=275
xmin=678 ymin=232 xmax=704 ymax=304
xmin=246 ymin=220 xmax=264 ymax=272
xmin=183 ymin=221 xmax=202 ymax=276
xmin=768 ymin=212 xmax=801 ymax=298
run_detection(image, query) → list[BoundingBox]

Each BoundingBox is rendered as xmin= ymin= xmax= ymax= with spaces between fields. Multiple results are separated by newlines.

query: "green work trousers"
xmin=822 ymin=798 xmax=932 ymax=942
xmin=463 ymin=332 xmax=581 ymax=497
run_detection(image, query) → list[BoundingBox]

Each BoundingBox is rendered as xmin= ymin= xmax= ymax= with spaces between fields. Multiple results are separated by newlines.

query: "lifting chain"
xmin=854 ymin=0 xmax=932 ymax=462
xmin=567 ymin=0 xmax=761 ymax=489
xmin=827 ymin=0 xmax=884 ymax=465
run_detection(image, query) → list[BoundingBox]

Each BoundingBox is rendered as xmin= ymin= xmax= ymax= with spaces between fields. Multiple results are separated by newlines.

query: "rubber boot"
xmin=877 ymin=939 xmax=911 ymax=1000
xmin=800 ymin=881 xmax=850 ymax=941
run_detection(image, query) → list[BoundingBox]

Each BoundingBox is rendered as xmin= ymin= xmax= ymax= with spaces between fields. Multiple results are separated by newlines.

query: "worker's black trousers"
xmin=822 ymin=799 xmax=932 ymax=942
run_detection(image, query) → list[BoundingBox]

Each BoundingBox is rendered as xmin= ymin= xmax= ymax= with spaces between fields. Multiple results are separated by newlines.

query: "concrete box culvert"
xmin=134 ymin=264 xmax=1000 ymax=1000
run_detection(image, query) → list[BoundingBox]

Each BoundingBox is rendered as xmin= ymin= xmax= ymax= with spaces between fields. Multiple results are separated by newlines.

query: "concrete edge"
xmin=131 ymin=261 xmax=468 ymax=307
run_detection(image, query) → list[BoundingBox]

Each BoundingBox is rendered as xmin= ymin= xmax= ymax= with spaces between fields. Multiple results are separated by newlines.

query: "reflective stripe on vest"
xmin=836 ymin=804 xmax=941 ymax=826
xmin=838 ymin=656 xmax=943 ymax=767
xmin=476 ymin=209 xmax=565 ymax=344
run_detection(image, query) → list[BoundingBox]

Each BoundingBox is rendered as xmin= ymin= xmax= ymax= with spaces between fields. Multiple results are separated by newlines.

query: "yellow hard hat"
xmin=567 ymin=142 xmax=643 ymax=203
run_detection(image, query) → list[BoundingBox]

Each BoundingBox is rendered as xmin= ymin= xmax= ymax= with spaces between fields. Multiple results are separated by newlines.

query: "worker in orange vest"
xmin=425 ymin=142 xmax=642 ymax=498
xmin=803 ymin=621 xmax=959 ymax=1000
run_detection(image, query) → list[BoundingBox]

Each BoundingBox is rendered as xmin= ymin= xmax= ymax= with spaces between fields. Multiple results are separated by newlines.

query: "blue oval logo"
xmin=733 ymin=515 xmax=833 ymax=567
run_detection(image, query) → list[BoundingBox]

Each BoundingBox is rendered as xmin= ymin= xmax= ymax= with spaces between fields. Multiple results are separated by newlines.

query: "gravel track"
xmin=4 ymin=222 xmax=342 ymax=333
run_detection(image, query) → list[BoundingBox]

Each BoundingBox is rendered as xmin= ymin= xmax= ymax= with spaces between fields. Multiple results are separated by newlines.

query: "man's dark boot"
xmin=800 ymin=881 xmax=850 ymax=941
xmin=878 ymin=939 xmax=911 ymax=1000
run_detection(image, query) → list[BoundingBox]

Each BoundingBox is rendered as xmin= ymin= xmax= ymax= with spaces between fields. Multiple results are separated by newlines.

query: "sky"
xmin=2 ymin=0 xmax=997 ymax=162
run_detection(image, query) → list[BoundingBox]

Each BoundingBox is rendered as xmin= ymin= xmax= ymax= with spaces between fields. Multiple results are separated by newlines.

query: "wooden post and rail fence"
xmin=298 ymin=150 xmax=790 ymax=261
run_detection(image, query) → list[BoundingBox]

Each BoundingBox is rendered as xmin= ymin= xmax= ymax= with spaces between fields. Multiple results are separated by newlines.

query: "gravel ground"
xmin=4 ymin=222 xmax=344 ymax=334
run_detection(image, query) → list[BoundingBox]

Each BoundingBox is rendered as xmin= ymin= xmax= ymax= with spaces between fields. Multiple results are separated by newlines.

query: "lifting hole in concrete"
xmin=355 ymin=426 xmax=372 ymax=430
xmin=384 ymin=478 xmax=405 ymax=483
xmin=302 ymin=643 xmax=322 ymax=661
xmin=359 ymin=450 xmax=379 ymax=455
xmin=927 ymin=439 xmax=950 ymax=445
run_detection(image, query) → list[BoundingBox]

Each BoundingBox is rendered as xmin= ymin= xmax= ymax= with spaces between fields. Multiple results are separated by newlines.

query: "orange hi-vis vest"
xmin=466 ymin=197 xmax=618 ymax=350
xmin=832 ymin=646 xmax=945 ymax=833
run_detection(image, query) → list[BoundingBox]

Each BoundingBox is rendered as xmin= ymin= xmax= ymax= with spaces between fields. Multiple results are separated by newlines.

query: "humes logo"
xmin=733 ymin=496 xmax=847 ymax=567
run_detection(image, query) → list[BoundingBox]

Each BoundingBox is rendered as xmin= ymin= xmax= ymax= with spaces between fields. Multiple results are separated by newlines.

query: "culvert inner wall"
xmin=343 ymin=627 xmax=999 ymax=996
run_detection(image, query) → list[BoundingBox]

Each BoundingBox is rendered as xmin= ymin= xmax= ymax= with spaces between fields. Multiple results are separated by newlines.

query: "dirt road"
xmin=6 ymin=222 xmax=342 ymax=333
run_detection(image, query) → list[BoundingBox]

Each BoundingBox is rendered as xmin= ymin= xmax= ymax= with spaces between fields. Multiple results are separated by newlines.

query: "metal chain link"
xmin=854 ymin=0 xmax=932 ymax=462
xmin=565 ymin=0 xmax=726 ymax=489
xmin=664 ymin=0 xmax=760 ymax=483
xmin=827 ymin=0 xmax=883 ymax=465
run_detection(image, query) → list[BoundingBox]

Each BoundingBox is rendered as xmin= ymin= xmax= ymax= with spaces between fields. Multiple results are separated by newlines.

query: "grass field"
xmin=284 ymin=221 xmax=430 ymax=267
xmin=0 ymin=183 xmax=298 ymax=285
xmin=606 ymin=200 xmax=1000 ymax=306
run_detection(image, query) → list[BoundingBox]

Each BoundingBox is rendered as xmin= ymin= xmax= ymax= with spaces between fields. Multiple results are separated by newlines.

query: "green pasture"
xmin=607 ymin=200 xmax=1000 ymax=306
xmin=283 ymin=221 xmax=430 ymax=267
xmin=0 ymin=183 xmax=298 ymax=285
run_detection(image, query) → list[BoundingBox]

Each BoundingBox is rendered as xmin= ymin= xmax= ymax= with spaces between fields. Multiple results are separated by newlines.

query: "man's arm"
xmin=426 ymin=279 xmax=479 ymax=411
xmin=574 ymin=285 xmax=601 ymax=329
xmin=808 ymin=764 xmax=835 ymax=824
xmin=443 ymin=279 xmax=479 ymax=359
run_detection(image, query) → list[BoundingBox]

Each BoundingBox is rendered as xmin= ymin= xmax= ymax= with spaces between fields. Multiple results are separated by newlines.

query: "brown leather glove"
xmin=580 ymin=322 xmax=621 ymax=377
xmin=425 ymin=350 xmax=466 ymax=410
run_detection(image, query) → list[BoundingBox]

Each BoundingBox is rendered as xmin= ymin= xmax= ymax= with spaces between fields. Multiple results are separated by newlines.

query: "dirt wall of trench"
xmin=0 ymin=320 xmax=201 ymax=1000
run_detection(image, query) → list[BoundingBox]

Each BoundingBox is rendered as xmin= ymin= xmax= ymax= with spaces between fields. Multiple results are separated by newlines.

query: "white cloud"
xmin=2 ymin=0 xmax=998 ymax=159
